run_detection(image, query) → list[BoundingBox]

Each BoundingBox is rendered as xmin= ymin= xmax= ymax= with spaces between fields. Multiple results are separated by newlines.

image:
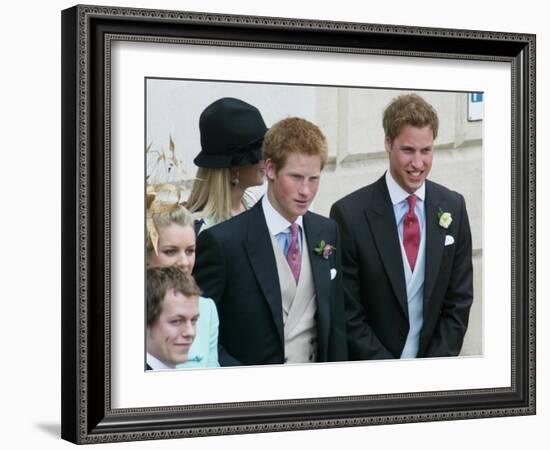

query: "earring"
xmin=231 ymin=171 xmax=240 ymax=187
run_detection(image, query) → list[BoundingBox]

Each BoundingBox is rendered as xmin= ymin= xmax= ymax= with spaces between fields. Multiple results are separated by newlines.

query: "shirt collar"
xmin=146 ymin=352 xmax=176 ymax=370
xmin=262 ymin=195 xmax=304 ymax=236
xmin=385 ymin=170 xmax=425 ymax=206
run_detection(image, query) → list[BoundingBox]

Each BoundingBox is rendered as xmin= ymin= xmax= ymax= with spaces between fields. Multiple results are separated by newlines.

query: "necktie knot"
xmin=290 ymin=222 xmax=298 ymax=239
xmin=407 ymin=194 xmax=417 ymax=211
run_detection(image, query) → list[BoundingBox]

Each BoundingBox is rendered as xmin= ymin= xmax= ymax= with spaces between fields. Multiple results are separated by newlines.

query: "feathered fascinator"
xmin=146 ymin=135 xmax=188 ymax=185
xmin=146 ymin=134 xmax=195 ymax=254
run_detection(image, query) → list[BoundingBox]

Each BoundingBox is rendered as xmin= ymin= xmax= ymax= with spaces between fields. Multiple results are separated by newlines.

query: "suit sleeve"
xmin=425 ymin=195 xmax=474 ymax=357
xmin=330 ymin=202 xmax=394 ymax=360
xmin=193 ymin=229 xmax=243 ymax=366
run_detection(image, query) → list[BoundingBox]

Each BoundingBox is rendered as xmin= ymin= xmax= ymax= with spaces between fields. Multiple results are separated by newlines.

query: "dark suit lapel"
xmin=244 ymin=202 xmax=284 ymax=345
xmin=365 ymin=177 xmax=408 ymax=318
xmin=303 ymin=212 xmax=330 ymax=360
xmin=423 ymin=181 xmax=447 ymax=303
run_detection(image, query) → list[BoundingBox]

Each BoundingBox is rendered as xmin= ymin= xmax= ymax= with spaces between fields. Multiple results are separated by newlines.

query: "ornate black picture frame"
xmin=61 ymin=4 xmax=536 ymax=444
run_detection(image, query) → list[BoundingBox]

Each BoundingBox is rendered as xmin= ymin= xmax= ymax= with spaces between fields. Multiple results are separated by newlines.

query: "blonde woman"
xmin=186 ymin=97 xmax=268 ymax=233
xmin=146 ymin=185 xmax=219 ymax=368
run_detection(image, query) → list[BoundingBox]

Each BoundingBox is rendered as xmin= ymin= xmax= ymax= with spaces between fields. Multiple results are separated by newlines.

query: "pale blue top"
xmin=177 ymin=296 xmax=220 ymax=368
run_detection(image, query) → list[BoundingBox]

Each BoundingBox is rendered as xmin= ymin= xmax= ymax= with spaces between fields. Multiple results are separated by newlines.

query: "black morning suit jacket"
xmin=330 ymin=175 xmax=474 ymax=359
xmin=193 ymin=200 xmax=348 ymax=366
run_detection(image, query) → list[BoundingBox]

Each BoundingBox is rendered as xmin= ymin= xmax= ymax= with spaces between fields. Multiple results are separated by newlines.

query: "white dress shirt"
xmin=146 ymin=352 xmax=175 ymax=371
xmin=262 ymin=195 xmax=304 ymax=256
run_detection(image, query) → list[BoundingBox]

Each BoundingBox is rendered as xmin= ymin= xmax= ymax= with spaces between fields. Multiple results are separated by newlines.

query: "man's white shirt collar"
xmin=146 ymin=352 xmax=175 ymax=370
xmin=262 ymin=195 xmax=304 ymax=236
xmin=385 ymin=170 xmax=425 ymax=205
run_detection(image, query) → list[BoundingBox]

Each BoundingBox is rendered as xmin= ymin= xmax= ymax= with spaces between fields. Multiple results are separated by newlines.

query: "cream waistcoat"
xmin=270 ymin=231 xmax=318 ymax=364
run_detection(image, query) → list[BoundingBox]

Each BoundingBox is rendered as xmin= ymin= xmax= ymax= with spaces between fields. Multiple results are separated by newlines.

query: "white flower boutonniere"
xmin=437 ymin=208 xmax=453 ymax=229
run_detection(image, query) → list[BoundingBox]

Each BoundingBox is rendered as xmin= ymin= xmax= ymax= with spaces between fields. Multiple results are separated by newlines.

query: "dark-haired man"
xmin=146 ymin=266 xmax=201 ymax=370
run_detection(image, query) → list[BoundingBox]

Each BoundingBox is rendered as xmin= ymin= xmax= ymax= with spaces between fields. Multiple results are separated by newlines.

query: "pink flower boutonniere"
xmin=314 ymin=240 xmax=336 ymax=259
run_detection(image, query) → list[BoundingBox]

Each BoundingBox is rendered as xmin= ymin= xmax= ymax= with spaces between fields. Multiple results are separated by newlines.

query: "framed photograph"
xmin=61 ymin=4 xmax=535 ymax=444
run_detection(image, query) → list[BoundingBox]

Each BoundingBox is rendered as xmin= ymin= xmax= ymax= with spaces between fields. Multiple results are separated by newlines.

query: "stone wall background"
xmin=146 ymin=79 xmax=483 ymax=356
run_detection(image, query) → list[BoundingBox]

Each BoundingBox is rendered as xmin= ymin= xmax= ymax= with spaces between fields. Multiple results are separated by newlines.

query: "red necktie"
xmin=403 ymin=195 xmax=420 ymax=271
xmin=286 ymin=223 xmax=301 ymax=283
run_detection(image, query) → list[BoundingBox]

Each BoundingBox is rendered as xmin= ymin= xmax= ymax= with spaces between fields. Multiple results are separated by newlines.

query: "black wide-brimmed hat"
xmin=194 ymin=97 xmax=268 ymax=169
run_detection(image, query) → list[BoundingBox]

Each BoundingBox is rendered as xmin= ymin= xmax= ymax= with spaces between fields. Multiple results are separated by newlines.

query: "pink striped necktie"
xmin=286 ymin=222 xmax=301 ymax=283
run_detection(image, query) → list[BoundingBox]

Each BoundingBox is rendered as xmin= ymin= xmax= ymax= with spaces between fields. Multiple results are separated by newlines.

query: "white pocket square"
xmin=444 ymin=235 xmax=455 ymax=246
xmin=330 ymin=268 xmax=337 ymax=280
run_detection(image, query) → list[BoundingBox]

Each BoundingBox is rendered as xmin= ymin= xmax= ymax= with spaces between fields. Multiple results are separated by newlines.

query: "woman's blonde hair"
xmin=146 ymin=206 xmax=194 ymax=252
xmin=185 ymin=167 xmax=233 ymax=225
xmin=146 ymin=184 xmax=194 ymax=253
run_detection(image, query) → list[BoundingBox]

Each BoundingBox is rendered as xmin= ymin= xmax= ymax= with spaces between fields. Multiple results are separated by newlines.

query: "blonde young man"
xmin=194 ymin=117 xmax=347 ymax=366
